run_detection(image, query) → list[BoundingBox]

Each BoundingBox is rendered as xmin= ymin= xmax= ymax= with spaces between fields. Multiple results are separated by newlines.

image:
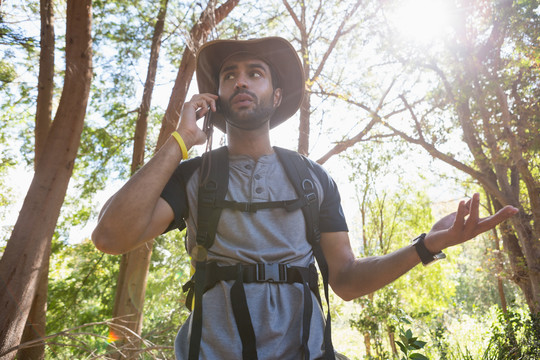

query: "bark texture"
xmin=0 ymin=0 xmax=92 ymax=357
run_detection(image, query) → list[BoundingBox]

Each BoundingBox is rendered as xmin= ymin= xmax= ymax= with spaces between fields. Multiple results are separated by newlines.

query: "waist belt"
xmin=183 ymin=262 xmax=322 ymax=360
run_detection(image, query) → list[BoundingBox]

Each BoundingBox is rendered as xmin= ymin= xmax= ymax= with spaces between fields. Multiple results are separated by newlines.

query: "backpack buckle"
xmin=305 ymin=192 xmax=317 ymax=203
xmin=256 ymin=263 xmax=287 ymax=283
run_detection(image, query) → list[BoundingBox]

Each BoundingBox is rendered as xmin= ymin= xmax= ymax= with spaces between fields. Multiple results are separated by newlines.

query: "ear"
xmin=273 ymin=88 xmax=282 ymax=108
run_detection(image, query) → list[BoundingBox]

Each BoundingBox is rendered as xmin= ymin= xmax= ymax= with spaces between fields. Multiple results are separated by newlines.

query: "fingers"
xmin=188 ymin=93 xmax=219 ymax=119
xmin=463 ymin=193 xmax=480 ymax=234
xmin=452 ymin=199 xmax=468 ymax=232
xmin=476 ymin=205 xmax=518 ymax=235
xmin=428 ymin=194 xmax=518 ymax=251
xmin=463 ymin=192 xmax=518 ymax=237
xmin=177 ymin=93 xmax=220 ymax=147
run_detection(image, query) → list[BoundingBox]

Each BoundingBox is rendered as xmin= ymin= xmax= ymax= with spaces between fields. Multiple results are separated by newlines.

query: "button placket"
xmin=252 ymin=163 xmax=267 ymax=200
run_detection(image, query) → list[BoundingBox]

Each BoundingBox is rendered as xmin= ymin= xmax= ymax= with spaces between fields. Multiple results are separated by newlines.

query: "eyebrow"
xmin=219 ymin=62 xmax=269 ymax=76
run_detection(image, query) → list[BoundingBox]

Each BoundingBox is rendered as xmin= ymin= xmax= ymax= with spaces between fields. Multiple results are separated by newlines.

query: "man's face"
xmin=218 ymin=54 xmax=282 ymax=131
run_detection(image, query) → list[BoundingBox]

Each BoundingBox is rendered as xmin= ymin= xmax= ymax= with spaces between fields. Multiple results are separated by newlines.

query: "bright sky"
xmin=388 ymin=0 xmax=454 ymax=43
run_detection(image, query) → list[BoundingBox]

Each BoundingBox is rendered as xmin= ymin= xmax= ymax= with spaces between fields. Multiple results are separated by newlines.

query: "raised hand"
xmin=424 ymin=193 xmax=518 ymax=253
xmin=177 ymin=93 xmax=219 ymax=149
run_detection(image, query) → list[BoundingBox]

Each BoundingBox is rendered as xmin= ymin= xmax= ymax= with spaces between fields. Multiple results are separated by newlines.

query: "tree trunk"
xmin=109 ymin=1 xmax=239 ymax=356
xmin=110 ymin=1 xmax=168 ymax=355
xmin=297 ymin=37 xmax=310 ymax=156
xmin=17 ymin=244 xmax=50 ymax=360
xmin=283 ymin=0 xmax=363 ymax=156
xmin=486 ymin=193 xmax=508 ymax=314
xmin=0 ymin=0 xmax=92 ymax=358
xmin=157 ymin=0 xmax=240 ymax=142
xmin=17 ymin=1 xmax=56 ymax=359
xmin=363 ymin=332 xmax=371 ymax=357
xmin=388 ymin=328 xmax=397 ymax=356
xmin=130 ymin=0 xmax=169 ymax=176
xmin=34 ymin=0 xmax=55 ymax=167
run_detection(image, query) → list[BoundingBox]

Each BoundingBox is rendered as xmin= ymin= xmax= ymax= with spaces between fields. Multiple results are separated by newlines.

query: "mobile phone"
xmin=203 ymin=99 xmax=219 ymax=139
xmin=202 ymin=107 xmax=213 ymax=139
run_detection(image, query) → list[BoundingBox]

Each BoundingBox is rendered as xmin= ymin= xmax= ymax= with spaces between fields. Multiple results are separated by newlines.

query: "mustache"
xmin=228 ymin=89 xmax=258 ymax=103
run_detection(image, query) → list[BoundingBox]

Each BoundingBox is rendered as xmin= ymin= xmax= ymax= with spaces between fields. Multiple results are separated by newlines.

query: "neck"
xmin=226 ymin=124 xmax=273 ymax=160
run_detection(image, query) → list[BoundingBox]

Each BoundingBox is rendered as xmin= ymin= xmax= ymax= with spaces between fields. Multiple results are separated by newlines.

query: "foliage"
xmin=44 ymin=229 xmax=192 ymax=358
xmin=344 ymin=138 xmax=455 ymax=358
xmin=349 ymin=287 xmax=399 ymax=359
xmin=483 ymin=308 xmax=540 ymax=360
xmin=46 ymin=239 xmax=120 ymax=358
xmin=142 ymin=230 xmax=192 ymax=348
xmin=395 ymin=319 xmax=429 ymax=360
xmin=372 ymin=0 xmax=540 ymax=311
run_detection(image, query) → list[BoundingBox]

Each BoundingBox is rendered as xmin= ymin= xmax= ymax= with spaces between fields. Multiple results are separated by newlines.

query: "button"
xmin=255 ymin=187 xmax=263 ymax=194
xmin=244 ymin=164 xmax=252 ymax=170
xmin=254 ymin=174 xmax=261 ymax=180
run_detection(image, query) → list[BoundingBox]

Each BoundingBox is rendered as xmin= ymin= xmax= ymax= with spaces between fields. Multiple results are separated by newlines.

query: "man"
xmin=92 ymin=37 xmax=518 ymax=359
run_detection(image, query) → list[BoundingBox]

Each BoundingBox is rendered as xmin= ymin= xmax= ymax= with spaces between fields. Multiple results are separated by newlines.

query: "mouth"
xmin=231 ymin=93 xmax=255 ymax=107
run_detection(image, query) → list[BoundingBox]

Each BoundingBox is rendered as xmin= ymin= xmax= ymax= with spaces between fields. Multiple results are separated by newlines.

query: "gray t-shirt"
xmin=161 ymin=149 xmax=348 ymax=359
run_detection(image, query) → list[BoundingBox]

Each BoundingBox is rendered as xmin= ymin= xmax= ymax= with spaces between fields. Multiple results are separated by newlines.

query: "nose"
xmin=234 ymin=74 xmax=248 ymax=89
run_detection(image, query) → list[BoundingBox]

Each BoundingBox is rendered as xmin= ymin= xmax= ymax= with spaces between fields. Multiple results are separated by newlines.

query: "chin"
xmin=227 ymin=119 xmax=270 ymax=131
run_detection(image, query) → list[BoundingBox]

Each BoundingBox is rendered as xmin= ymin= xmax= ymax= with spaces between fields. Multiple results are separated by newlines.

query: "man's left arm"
xmin=321 ymin=192 xmax=518 ymax=301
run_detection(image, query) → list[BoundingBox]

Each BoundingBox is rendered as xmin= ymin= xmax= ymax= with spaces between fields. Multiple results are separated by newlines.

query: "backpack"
xmin=182 ymin=146 xmax=335 ymax=360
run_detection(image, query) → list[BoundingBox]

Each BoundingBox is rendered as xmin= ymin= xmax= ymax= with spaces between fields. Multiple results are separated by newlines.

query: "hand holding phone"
xmin=202 ymin=108 xmax=213 ymax=140
xmin=202 ymin=98 xmax=219 ymax=140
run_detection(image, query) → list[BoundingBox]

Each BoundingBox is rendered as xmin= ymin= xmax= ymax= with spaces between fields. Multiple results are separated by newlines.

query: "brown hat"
xmin=196 ymin=37 xmax=305 ymax=132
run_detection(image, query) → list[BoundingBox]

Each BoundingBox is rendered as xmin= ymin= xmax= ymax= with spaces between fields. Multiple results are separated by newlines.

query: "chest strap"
xmin=202 ymin=196 xmax=316 ymax=213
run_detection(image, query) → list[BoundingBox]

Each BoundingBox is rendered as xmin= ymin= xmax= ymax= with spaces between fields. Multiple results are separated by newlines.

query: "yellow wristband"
xmin=171 ymin=131 xmax=188 ymax=160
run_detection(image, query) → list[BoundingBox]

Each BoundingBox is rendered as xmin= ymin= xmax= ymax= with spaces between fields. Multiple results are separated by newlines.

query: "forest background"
xmin=0 ymin=0 xmax=539 ymax=359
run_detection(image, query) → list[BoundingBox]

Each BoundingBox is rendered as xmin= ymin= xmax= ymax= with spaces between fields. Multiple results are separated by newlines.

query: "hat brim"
xmin=196 ymin=37 xmax=305 ymax=133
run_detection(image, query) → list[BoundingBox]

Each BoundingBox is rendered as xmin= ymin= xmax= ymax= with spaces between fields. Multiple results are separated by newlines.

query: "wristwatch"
xmin=412 ymin=233 xmax=446 ymax=266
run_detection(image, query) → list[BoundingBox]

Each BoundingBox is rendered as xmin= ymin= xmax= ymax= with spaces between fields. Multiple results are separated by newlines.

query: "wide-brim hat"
xmin=196 ymin=37 xmax=305 ymax=133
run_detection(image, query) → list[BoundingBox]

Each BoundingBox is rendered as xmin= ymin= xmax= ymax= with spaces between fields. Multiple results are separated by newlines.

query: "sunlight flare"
xmin=388 ymin=0 xmax=453 ymax=42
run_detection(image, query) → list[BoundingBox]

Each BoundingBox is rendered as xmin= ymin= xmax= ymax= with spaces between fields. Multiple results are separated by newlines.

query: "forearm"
xmin=92 ymin=94 xmax=217 ymax=254
xmin=333 ymin=245 xmax=421 ymax=301
xmin=92 ymin=134 xmax=186 ymax=254
xmin=326 ymin=194 xmax=518 ymax=301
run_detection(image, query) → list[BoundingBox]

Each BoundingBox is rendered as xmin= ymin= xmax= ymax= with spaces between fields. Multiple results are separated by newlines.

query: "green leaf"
xmin=410 ymin=353 xmax=429 ymax=360
xmin=396 ymin=340 xmax=407 ymax=354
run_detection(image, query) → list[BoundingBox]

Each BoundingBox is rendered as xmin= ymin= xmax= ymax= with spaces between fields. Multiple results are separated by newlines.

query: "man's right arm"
xmin=91 ymin=93 xmax=218 ymax=255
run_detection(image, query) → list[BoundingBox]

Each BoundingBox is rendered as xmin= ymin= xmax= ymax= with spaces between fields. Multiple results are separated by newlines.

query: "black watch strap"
xmin=412 ymin=233 xmax=446 ymax=266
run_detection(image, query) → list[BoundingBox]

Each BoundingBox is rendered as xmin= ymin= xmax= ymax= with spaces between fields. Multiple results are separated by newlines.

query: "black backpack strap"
xmin=196 ymin=146 xmax=229 ymax=249
xmin=188 ymin=260 xmax=206 ymax=360
xmin=188 ymin=147 xmax=230 ymax=360
xmin=231 ymin=264 xmax=258 ymax=359
xmin=274 ymin=147 xmax=336 ymax=360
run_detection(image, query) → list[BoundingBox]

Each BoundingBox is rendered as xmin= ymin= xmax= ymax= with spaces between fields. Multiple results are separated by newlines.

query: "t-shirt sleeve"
xmin=310 ymin=161 xmax=349 ymax=233
xmin=160 ymin=157 xmax=201 ymax=233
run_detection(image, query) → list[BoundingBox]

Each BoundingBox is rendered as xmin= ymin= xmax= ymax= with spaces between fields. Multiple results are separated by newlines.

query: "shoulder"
xmin=273 ymin=147 xmax=337 ymax=193
xmin=170 ymin=146 xmax=229 ymax=182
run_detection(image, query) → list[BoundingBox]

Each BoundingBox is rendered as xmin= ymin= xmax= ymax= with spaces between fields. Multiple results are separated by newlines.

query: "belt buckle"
xmin=256 ymin=263 xmax=287 ymax=283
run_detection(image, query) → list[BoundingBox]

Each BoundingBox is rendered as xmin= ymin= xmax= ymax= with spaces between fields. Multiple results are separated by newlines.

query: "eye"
xmin=251 ymin=72 xmax=262 ymax=78
xmin=223 ymin=73 xmax=235 ymax=80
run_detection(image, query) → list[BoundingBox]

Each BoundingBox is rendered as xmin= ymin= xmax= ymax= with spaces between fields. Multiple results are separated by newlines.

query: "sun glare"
xmin=388 ymin=0 xmax=453 ymax=43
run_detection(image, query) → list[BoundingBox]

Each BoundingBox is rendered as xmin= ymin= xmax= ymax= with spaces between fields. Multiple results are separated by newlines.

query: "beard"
xmin=221 ymin=89 xmax=277 ymax=131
